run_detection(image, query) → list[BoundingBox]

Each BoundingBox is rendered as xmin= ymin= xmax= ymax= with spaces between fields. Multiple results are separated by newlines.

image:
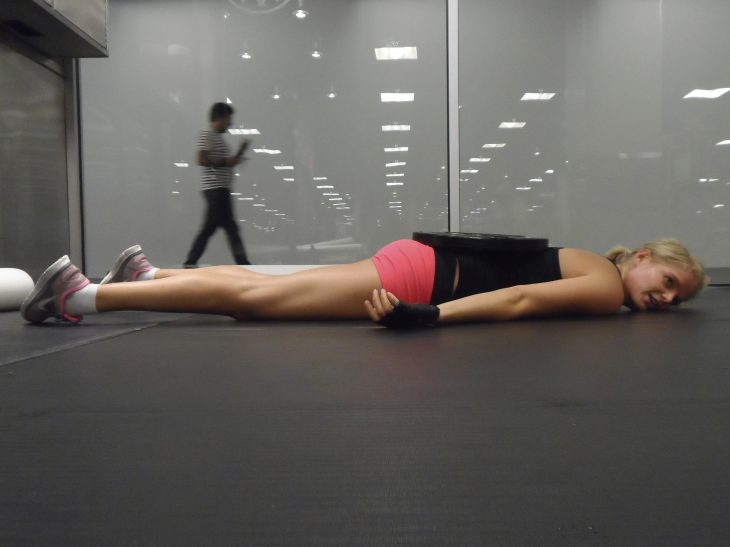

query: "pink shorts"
xmin=371 ymin=239 xmax=435 ymax=304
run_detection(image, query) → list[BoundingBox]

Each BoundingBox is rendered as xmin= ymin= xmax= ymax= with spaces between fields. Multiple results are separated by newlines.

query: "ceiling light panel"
xmin=381 ymin=92 xmax=415 ymax=103
xmin=374 ymin=46 xmax=418 ymax=60
xmin=521 ymin=92 xmax=556 ymax=101
xmin=683 ymin=88 xmax=730 ymax=99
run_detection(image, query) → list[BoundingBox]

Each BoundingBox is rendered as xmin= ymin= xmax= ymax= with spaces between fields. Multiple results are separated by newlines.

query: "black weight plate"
xmin=412 ymin=232 xmax=549 ymax=252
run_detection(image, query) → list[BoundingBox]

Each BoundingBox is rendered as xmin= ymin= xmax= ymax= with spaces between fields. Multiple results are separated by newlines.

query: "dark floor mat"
xmin=0 ymin=310 xmax=189 ymax=367
xmin=0 ymin=288 xmax=728 ymax=545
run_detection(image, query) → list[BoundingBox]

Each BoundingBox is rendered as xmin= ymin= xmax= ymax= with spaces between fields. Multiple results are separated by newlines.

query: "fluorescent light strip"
xmin=273 ymin=165 xmax=294 ymax=170
xmin=384 ymin=147 xmax=408 ymax=152
xmin=316 ymin=185 xmax=334 ymax=189
xmin=229 ymin=128 xmax=260 ymax=135
xmin=374 ymin=46 xmax=417 ymax=60
xmin=381 ymin=92 xmax=414 ymax=103
xmin=716 ymin=140 xmax=730 ymax=146
xmin=515 ymin=186 xmax=532 ymax=191
xmin=174 ymin=162 xmax=189 ymax=167
xmin=521 ymin=92 xmax=556 ymax=101
xmin=382 ymin=124 xmax=411 ymax=131
xmin=499 ymin=121 xmax=526 ymax=129
xmin=386 ymin=182 xmax=404 ymax=186
xmin=469 ymin=157 xmax=491 ymax=162
xmin=283 ymin=178 xmax=295 ymax=182
xmin=386 ymin=173 xmax=405 ymax=177
xmin=312 ymin=177 xmax=328 ymax=181
xmin=253 ymin=148 xmax=281 ymax=154
xmin=386 ymin=161 xmax=406 ymax=167
xmin=482 ymin=143 xmax=506 ymax=148
xmin=683 ymin=88 xmax=730 ymax=99
xmin=460 ymin=169 xmax=478 ymax=174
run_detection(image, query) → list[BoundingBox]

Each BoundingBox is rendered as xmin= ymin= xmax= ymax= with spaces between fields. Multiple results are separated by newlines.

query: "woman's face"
xmin=622 ymin=250 xmax=695 ymax=311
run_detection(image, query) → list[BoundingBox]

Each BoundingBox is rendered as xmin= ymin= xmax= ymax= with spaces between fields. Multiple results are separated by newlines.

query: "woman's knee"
xmin=228 ymin=279 xmax=272 ymax=319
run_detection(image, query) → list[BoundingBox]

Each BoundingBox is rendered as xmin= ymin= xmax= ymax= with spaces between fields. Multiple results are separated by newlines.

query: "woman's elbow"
xmin=503 ymin=285 xmax=528 ymax=320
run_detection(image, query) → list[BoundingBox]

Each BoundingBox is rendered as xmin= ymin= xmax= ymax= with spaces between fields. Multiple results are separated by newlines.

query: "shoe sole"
xmin=100 ymin=245 xmax=142 ymax=284
xmin=20 ymin=255 xmax=71 ymax=322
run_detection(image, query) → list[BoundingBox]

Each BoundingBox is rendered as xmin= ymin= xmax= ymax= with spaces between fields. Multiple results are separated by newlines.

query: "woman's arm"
xmin=437 ymin=274 xmax=624 ymax=325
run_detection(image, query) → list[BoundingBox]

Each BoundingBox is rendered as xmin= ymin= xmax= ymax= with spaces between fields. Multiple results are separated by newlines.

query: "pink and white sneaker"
xmin=20 ymin=255 xmax=90 ymax=324
xmin=100 ymin=245 xmax=154 ymax=284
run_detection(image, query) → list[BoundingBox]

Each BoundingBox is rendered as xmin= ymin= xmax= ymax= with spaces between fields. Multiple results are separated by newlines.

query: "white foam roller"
xmin=0 ymin=268 xmax=35 ymax=311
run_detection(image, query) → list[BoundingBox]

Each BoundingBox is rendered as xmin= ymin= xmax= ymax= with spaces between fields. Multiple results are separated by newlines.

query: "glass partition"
xmin=81 ymin=0 xmax=448 ymax=275
xmin=459 ymin=0 xmax=729 ymax=265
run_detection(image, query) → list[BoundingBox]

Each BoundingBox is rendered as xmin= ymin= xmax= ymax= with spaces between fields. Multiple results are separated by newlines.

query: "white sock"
xmin=137 ymin=267 xmax=158 ymax=281
xmin=65 ymin=284 xmax=99 ymax=316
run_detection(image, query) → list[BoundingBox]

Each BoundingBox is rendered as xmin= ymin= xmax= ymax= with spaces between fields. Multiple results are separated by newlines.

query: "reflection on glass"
xmin=380 ymin=92 xmax=415 ymax=102
xmin=382 ymin=124 xmax=411 ymax=131
xmin=683 ymin=88 xmax=730 ymax=99
xmin=498 ymin=121 xmax=525 ymax=128
xmin=374 ymin=46 xmax=418 ymax=60
xmin=520 ymin=92 xmax=555 ymax=101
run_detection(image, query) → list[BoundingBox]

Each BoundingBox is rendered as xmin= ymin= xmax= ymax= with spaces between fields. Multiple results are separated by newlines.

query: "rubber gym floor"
xmin=1 ymin=285 xmax=728 ymax=546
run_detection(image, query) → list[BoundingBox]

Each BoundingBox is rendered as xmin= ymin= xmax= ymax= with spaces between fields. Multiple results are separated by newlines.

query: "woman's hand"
xmin=364 ymin=288 xmax=399 ymax=323
xmin=364 ymin=289 xmax=441 ymax=328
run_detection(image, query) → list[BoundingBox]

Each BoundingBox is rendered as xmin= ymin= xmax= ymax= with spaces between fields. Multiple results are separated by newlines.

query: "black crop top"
xmin=430 ymin=247 xmax=563 ymax=305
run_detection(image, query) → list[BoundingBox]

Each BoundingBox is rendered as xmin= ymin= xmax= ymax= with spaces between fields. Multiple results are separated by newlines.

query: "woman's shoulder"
xmin=558 ymin=247 xmax=619 ymax=278
xmin=557 ymin=248 xmax=624 ymax=312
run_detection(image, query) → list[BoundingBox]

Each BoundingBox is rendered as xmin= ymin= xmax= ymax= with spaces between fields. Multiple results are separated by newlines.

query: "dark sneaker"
xmin=20 ymin=255 xmax=90 ymax=324
xmin=100 ymin=245 xmax=154 ymax=284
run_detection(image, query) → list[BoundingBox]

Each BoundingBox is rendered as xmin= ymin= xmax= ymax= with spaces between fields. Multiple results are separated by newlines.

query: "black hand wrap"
xmin=377 ymin=302 xmax=440 ymax=329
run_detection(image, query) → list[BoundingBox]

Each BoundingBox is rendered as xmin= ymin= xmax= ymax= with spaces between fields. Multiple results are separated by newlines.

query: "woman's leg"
xmin=96 ymin=259 xmax=382 ymax=320
xmin=153 ymin=265 xmax=265 ymax=280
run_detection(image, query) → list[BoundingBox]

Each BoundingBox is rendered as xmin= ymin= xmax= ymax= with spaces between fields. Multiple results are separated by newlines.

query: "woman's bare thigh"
xmin=234 ymin=259 xmax=383 ymax=320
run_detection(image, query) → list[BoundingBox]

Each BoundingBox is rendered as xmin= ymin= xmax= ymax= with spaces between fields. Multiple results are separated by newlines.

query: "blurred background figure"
xmin=183 ymin=102 xmax=251 ymax=267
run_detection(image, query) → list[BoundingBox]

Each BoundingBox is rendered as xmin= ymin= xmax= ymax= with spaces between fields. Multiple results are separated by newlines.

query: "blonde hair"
xmin=606 ymin=238 xmax=710 ymax=300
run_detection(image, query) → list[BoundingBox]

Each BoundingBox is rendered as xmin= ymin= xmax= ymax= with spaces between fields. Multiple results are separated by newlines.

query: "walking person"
xmin=183 ymin=102 xmax=251 ymax=267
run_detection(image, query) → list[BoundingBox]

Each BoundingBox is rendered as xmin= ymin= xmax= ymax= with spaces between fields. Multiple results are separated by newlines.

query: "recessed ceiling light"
xmin=499 ymin=121 xmax=526 ymax=129
xmin=684 ymin=88 xmax=730 ymax=99
xmin=374 ymin=46 xmax=418 ymax=60
xmin=382 ymin=124 xmax=411 ymax=131
xmin=380 ymin=92 xmax=414 ymax=103
xmin=521 ymin=92 xmax=556 ymax=101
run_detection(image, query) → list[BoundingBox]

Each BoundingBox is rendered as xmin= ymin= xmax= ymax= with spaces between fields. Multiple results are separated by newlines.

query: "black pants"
xmin=184 ymin=187 xmax=250 ymax=265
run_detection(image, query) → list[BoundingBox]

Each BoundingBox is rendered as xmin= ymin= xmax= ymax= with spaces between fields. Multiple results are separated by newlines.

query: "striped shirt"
xmin=197 ymin=129 xmax=233 ymax=190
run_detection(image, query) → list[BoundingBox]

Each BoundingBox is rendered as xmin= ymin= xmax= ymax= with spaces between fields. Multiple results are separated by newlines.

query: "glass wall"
xmin=82 ymin=0 xmax=730 ymax=274
xmin=80 ymin=0 xmax=448 ymax=275
xmin=0 ymin=38 xmax=69 ymax=279
xmin=459 ymin=0 xmax=729 ymax=265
